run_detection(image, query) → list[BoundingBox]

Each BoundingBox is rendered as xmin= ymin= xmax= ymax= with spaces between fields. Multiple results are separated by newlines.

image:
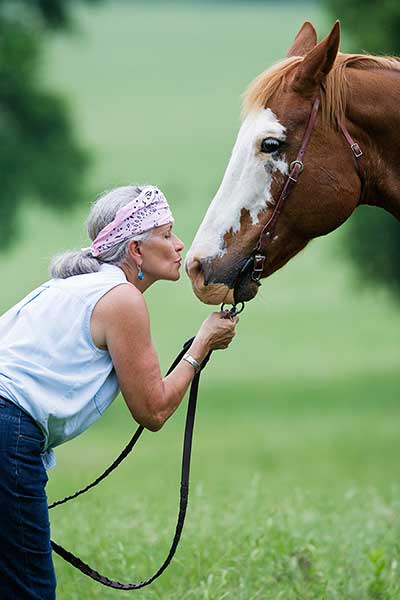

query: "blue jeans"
xmin=0 ymin=396 xmax=56 ymax=599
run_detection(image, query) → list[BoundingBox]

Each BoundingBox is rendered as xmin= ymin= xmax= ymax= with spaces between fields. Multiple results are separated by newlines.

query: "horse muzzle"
xmin=185 ymin=254 xmax=260 ymax=305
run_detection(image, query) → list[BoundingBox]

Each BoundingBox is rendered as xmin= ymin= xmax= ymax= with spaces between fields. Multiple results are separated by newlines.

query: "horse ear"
xmin=292 ymin=21 xmax=340 ymax=97
xmin=286 ymin=21 xmax=317 ymax=58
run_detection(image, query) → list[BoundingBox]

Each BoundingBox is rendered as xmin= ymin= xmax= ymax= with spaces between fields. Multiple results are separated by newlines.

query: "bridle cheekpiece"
xmin=224 ymin=91 xmax=363 ymax=313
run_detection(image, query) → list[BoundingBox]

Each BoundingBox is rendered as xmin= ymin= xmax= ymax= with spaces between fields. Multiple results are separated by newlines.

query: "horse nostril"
xmin=185 ymin=257 xmax=202 ymax=282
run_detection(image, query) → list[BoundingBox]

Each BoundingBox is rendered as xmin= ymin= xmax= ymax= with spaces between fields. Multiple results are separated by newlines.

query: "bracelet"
xmin=183 ymin=352 xmax=202 ymax=374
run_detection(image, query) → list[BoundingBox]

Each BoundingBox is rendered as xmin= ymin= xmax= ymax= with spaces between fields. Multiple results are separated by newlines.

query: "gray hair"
xmin=49 ymin=185 xmax=151 ymax=279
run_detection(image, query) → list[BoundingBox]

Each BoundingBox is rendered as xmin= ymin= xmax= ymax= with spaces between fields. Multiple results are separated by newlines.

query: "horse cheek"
xmin=292 ymin=167 xmax=360 ymax=238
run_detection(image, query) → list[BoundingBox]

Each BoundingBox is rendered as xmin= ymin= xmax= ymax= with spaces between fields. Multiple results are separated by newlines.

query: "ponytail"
xmin=49 ymin=249 xmax=101 ymax=279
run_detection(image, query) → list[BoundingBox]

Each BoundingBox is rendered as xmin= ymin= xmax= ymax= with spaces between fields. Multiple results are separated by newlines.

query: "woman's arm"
xmin=95 ymin=284 xmax=236 ymax=431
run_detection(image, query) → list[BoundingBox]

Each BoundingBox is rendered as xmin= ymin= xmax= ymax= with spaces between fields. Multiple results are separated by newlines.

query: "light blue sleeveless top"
xmin=0 ymin=264 xmax=131 ymax=468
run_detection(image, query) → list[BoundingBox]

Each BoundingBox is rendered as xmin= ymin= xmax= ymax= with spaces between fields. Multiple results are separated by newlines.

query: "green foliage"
xmin=327 ymin=0 xmax=400 ymax=55
xmin=344 ymin=207 xmax=400 ymax=297
xmin=0 ymin=0 xmax=102 ymax=29
xmin=324 ymin=0 xmax=400 ymax=299
xmin=0 ymin=0 xmax=101 ymax=250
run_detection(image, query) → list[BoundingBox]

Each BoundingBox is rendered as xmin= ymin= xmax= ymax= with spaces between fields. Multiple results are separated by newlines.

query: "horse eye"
xmin=260 ymin=138 xmax=281 ymax=154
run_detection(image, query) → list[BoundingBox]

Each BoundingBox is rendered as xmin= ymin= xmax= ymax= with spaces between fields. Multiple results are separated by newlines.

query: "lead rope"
xmin=49 ymin=336 xmax=212 ymax=590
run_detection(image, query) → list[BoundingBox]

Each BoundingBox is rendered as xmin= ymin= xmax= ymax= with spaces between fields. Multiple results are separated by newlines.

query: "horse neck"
xmin=346 ymin=67 xmax=400 ymax=221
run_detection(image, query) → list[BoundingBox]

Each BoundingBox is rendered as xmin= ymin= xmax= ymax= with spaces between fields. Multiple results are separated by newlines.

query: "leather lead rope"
xmin=50 ymin=337 xmax=212 ymax=590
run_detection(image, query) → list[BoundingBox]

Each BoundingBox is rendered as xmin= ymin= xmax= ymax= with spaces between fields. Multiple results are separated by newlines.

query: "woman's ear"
xmin=127 ymin=239 xmax=143 ymax=260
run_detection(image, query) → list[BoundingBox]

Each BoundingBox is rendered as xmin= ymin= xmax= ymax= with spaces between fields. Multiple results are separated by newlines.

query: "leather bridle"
xmin=221 ymin=92 xmax=364 ymax=316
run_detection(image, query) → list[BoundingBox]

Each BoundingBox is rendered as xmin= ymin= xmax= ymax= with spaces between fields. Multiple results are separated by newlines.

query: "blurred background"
xmin=1 ymin=1 xmax=399 ymax=598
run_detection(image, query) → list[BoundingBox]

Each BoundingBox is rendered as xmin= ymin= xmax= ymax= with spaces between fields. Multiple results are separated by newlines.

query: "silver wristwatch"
xmin=183 ymin=352 xmax=202 ymax=374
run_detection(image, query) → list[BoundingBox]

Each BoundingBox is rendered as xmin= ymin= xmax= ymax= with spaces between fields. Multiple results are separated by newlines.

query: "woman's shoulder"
xmin=91 ymin=283 xmax=148 ymax=351
xmin=93 ymin=281 xmax=146 ymax=323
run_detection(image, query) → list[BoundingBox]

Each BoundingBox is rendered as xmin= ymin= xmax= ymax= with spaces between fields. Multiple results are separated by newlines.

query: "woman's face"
xmin=141 ymin=224 xmax=184 ymax=282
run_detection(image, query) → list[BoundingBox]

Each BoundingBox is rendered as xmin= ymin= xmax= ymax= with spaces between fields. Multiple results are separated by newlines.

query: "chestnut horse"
xmin=185 ymin=21 xmax=400 ymax=306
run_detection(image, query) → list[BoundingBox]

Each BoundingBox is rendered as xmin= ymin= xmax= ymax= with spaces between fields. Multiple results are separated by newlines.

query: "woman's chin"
xmin=166 ymin=267 xmax=182 ymax=281
xmin=153 ymin=265 xmax=182 ymax=282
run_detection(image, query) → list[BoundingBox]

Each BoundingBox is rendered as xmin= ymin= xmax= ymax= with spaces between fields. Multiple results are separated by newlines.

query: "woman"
xmin=0 ymin=184 xmax=238 ymax=599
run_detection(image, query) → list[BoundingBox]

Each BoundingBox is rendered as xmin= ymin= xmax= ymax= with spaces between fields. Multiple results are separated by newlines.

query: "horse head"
xmin=185 ymin=21 xmax=364 ymax=305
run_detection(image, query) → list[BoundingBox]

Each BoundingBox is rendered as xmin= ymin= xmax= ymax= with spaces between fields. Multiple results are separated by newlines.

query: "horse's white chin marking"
xmin=187 ymin=108 xmax=288 ymax=263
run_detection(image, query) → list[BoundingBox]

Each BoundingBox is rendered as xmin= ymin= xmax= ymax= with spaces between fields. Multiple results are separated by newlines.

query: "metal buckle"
xmin=251 ymin=254 xmax=265 ymax=282
xmin=289 ymin=159 xmax=304 ymax=173
xmin=351 ymin=143 xmax=363 ymax=158
xmin=288 ymin=160 xmax=304 ymax=182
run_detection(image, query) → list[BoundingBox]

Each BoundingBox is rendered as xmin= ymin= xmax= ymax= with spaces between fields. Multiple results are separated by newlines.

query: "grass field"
xmin=1 ymin=1 xmax=400 ymax=598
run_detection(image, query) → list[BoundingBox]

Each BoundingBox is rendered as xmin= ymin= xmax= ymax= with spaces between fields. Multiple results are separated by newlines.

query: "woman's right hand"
xmin=192 ymin=311 xmax=239 ymax=358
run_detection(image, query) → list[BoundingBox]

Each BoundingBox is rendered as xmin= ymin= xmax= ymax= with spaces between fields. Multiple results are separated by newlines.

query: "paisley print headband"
xmin=86 ymin=186 xmax=174 ymax=257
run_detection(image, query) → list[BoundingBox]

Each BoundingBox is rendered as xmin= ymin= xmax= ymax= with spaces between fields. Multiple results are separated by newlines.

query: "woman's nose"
xmin=175 ymin=236 xmax=184 ymax=252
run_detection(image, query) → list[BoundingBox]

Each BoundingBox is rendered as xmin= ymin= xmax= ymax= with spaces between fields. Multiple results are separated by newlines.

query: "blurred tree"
xmin=325 ymin=0 xmax=400 ymax=297
xmin=326 ymin=0 xmax=400 ymax=55
xmin=0 ymin=0 xmax=101 ymax=251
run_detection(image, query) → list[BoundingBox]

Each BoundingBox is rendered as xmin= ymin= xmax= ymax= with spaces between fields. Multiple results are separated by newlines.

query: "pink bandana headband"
xmin=87 ymin=186 xmax=174 ymax=257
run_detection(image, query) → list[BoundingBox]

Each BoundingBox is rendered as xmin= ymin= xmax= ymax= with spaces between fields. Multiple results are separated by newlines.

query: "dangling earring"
xmin=137 ymin=265 xmax=144 ymax=281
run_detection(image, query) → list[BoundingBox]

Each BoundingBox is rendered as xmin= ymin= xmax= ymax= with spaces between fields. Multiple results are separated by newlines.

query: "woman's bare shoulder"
xmin=91 ymin=283 xmax=148 ymax=350
xmin=97 ymin=282 xmax=145 ymax=311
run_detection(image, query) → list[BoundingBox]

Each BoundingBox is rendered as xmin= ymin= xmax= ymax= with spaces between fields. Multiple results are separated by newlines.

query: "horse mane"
xmin=242 ymin=53 xmax=400 ymax=128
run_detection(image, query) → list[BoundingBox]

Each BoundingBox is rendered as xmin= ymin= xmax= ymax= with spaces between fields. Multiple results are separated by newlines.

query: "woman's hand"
xmin=199 ymin=312 xmax=238 ymax=350
xmin=190 ymin=311 xmax=239 ymax=361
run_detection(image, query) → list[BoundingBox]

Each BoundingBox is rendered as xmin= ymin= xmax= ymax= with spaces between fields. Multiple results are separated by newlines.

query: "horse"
xmin=185 ymin=21 xmax=400 ymax=306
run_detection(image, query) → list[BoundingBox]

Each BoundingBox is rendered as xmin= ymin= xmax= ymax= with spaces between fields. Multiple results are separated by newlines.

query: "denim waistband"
xmin=0 ymin=394 xmax=18 ymax=405
xmin=0 ymin=394 xmax=44 ymax=442
xmin=0 ymin=394 xmax=23 ymax=413
xmin=0 ymin=395 xmax=55 ymax=470
xmin=0 ymin=394 xmax=33 ymax=417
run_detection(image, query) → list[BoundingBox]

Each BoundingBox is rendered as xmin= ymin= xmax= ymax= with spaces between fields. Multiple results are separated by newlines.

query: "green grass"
xmin=1 ymin=1 xmax=400 ymax=598
xmin=49 ymin=379 xmax=400 ymax=599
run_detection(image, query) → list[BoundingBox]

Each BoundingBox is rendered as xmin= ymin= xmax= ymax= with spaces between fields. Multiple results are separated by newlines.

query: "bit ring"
xmin=220 ymin=302 xmax=245 ymax=317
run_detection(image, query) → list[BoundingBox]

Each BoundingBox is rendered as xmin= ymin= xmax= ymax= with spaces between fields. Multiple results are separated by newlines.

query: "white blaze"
xmin=188 ymin=108 xmax=288 ymax=262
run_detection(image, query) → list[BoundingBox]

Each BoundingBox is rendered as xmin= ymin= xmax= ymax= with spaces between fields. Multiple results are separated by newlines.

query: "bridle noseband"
xmin=224 ymin=91 xmax=364 ymax=313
